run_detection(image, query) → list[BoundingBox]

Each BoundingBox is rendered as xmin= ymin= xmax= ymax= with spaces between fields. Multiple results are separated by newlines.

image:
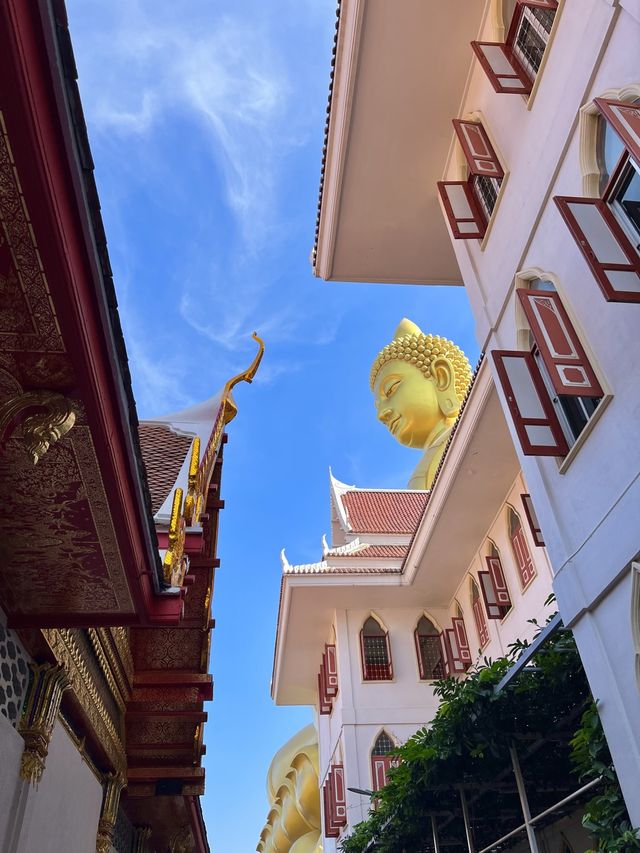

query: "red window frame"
xmin=437 ymin=180 xmax=486 ymax=240
xmin=553 ymin=97 xmax=640 ymax=303
xmin=360 ymin=622 xmax=393 ymax=681
xmin=492 ymin=350 xmax=570 ymax=457
xmin=471 ymin=584 xmax=490 ymax=647
xmin=521 ymin=493 xmax=545 ymax=547
xmin=414 ymin=622 xmax=445 ymax=680
xmin=509 ymin=509 xmax=537 ymax=585
xmin=517 ymin=289 xmax=603 ymax=398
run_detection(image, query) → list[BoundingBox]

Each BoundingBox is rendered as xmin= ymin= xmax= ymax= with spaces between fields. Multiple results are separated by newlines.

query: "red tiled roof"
xmin=138 ymin=423 xmax=193 ymax=515
xmin=341 ymin=491 xmax=428 ymax=534
xmin=330 ymin=544 xmax=408 ymax=559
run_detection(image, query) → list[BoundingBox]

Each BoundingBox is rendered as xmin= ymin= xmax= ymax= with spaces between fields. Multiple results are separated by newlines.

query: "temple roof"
xmin=140 ymin=392 xmax=224 ymax=526
xmin=138 ymin=424 xmax=195 ymax=515
xmin=329 ymin=471 xmax=428 ymax=536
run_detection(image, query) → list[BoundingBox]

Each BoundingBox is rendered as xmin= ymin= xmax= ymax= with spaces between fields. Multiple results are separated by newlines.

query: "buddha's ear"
xmin=432 ymin=356 xmax=460 ymax=417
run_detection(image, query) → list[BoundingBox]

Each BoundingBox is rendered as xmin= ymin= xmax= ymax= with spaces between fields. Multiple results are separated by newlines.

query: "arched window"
xmin=508 ymin=506 xmax=536 ymax=587
xmin=371 ymin=731 xmax=396 ymax=791
xmin=415 ymin=616 xmax=445 ymax=680
xmin=494 ymin=274 xmax=603 ymax=458
xmin=471 ymin=578 xmax=489 ymax=648
xmin=556 ymin=97 xmax=640 ymax=304
xmin=360 ymin=616 xmax=392 ymax=681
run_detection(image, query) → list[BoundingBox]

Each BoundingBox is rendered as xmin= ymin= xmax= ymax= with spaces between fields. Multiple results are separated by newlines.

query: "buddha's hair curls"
xmin=370 ymin=326 xmax=472 ymax=401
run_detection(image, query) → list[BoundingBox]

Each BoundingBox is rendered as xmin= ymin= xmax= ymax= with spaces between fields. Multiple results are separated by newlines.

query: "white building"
xmin=271 ymin=362 xmax=590 ymax=849
xmin=313 ymin=0 xmax=640 ymax=827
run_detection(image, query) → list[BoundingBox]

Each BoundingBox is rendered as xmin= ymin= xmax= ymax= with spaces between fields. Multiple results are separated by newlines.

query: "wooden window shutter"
xmin=437 ymin=181 xmax=486 ymax=240
xmin=492 ymin=350 xmax=570 ymax=456
xmin=452 ymin=120 xmax=504 ymax=179
xmin=371 ymin=756 xmax=396 ymax=791
xmin=521 ymin=493 xmax=545 ymax=546
xmin=471 ymin=42 xmax=532 ymax=95
xmin=318 ymin=672 xmax=331 ymax=715
xmin=472 ymin=596 xmax=489 ymax=646
xmin=452 ymin=617 xmax=472 ymax=664
xmin=324 ymin=644 xmax=338 ymax=696
xmin=511 ymin=523 xmax=536 ymax=585
xmin=323 ymin=783 xmax=339 ymax=838
xmin=554 ymin=196 xmax=640 ymax=303
xmin=479 ymin=571 xmax=504 ymax=619
xmin=486 ymin=556 xmax=512 ymax=608
xmin=414 ymin=629 xmax=427 ymax=680
xmin=441 ymin=629 xmax=464 ymax=675
xmin=517 ymin=288 xmax=602 ymax=398
xmin=330 ymin=765 xmax=347 ymax=828
xmin=594 ymin=98 xmax=640 ymax=164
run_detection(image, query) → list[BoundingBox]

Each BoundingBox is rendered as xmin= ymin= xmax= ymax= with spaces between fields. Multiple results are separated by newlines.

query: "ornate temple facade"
xmin=0 ymin=2 xmax=260 ymax=850
xmin=312 ymin=0 xmax=640 ymax=833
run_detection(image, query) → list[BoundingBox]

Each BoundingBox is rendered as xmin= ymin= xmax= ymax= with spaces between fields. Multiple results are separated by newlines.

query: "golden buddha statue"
xmin=371 ymin=319 xmax=472 ymax=490
xmin=257 ymin=723 xmax=322 ymax=853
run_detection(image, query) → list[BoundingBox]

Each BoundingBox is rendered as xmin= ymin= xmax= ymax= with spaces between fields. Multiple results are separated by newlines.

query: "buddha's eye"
xmin=384 ymin=379 xmax=401 ymax=398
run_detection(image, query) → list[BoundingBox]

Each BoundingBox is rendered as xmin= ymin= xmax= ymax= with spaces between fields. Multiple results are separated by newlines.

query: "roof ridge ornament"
xmin=183 ymin=331 xmax=264 ymax=529
xmin=222 ymin=331 xmax=265 ymax=425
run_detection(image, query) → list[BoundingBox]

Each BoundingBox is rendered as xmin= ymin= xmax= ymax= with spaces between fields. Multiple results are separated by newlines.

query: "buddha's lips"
xmin=389 ymin=415 xmax=401 ymax=435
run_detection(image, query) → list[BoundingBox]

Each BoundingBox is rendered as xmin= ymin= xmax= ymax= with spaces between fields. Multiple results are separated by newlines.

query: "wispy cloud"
xmin=74 ymin=5 xmax=290 ymax=246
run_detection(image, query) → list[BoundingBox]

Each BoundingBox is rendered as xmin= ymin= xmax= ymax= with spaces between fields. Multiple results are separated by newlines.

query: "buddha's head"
xmin=370 ymin=319 xmax=472 ymax=449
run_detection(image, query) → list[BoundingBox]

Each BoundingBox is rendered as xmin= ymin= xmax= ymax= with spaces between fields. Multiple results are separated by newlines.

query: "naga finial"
xmin=223 ymin=331 xmax=265 ymax=424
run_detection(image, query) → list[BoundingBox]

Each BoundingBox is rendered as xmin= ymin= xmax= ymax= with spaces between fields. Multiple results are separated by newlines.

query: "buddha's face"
xmin=373 ymin=358 xmax=456 ymax=449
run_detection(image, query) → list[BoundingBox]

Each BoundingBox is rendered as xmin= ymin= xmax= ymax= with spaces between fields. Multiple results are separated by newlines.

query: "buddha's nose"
xmin=378 ymin=407 xmax=393 ymax=424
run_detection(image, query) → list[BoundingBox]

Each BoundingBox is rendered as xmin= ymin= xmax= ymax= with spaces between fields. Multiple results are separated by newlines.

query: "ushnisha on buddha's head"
xmin=370 ymin=319 xmax=472 ymax=453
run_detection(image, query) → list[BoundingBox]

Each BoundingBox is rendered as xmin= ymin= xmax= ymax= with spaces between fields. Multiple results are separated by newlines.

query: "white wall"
xmin=0 ymin=716 xmax=26 ymax=847
xmin=446 ymin=0 xmax=640 ymax=825
xmin=18 ymin=720 xmax=103 ymax=853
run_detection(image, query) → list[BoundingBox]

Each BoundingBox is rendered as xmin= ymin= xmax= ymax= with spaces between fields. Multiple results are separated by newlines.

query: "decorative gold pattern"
xmin=163 ymin=488 xmax=188 ymax=586
xmin=96 ymin=772 xmax=126 ymax=853
xmin=133 ymin=826 xmax=152 ymax=853
xmin=110 ymin=627 xmax=134 ymax=684
xmin=18 ymin=663 xmax=70 ymax=785
xmin=183 ymin=437 xmax=202 ymax=526
xmin=169 ymin=826 xmax=193 ymax=853
xmin=88 ymin=629 xmax=128 ymax=713
xmin=42 ymin=629 xmax=127 ymax=772
xmin=131 ymin=627 xmax=203 ymax=671
xmin=0 ymin=112 xmax=64 ymax=354
xmin=0 ymin=390 xmax=75 ymax=463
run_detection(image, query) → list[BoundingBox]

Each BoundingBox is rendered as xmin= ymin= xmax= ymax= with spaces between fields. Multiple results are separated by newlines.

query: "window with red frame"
xmin=360 ymin=616 xmax=392 ymax=681
xmin=479 ymin=543 xmax=513 ymax=619
xmin=322 ymin=764 xmax=346 ymax=839
xmin=555 ymin=98 xmax=640 ymax=303
xmin=471 ymin=577 xmax=489 ymax=648
xmin=508 ymin=507 xmax=537 ymax=587
xmin=438 ymin=119 xmax=504 ymax=241
xmin=414 ymin=616 xmax=445 ymax=680
xmin=471 ymin=1 xmax=558 ymax=96
xmin=493 ymin=279 xmax=603 ymax=458
xmin=371 ymin=732 xmax=397 ymax=792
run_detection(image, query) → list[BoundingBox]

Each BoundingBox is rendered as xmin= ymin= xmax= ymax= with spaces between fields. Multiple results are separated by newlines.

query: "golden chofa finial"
xmin=222 ymin=331 xmax=265 ymax=425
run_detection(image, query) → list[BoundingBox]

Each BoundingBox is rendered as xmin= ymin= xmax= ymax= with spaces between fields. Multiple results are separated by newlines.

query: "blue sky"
xmin=67 ymin=1 xmax=479 ymax=849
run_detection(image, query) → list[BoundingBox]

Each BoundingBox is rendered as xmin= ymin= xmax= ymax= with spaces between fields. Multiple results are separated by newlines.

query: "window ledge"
xmin=557 ymin=393 xmax=613 ymax=474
